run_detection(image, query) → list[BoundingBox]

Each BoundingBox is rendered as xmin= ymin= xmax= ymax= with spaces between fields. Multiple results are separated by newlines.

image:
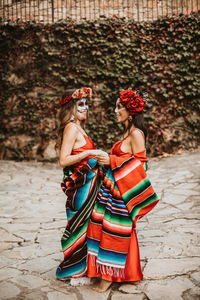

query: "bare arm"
xmin=59 ymin=124 xmax=92 ymax=168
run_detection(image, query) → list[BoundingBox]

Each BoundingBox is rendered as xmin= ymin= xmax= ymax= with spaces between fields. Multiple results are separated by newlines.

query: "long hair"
xmin=124 ymin=113 xmax=147 ymax=141
xmin=56 ymin=88 xmax=87 ymax=150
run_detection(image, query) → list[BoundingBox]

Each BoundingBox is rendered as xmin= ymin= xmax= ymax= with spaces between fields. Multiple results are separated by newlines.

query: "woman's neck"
xmin=124 ymin=122 xmax=135 ymax=132
xmin=124 ymin=119 xmax=129 ymax=130
xmin=122 ymin=123 xmax=136 ymax=139
xmin=74 ymin=120 xmax=82 ymax=127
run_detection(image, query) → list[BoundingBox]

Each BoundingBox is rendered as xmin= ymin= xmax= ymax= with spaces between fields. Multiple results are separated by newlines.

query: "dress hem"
xmin=86 ymin=273 xmax=143 ymax=283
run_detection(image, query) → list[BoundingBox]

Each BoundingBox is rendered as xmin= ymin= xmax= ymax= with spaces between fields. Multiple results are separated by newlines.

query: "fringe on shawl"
xmin=89 ymin=254 xmax=125 ymax=279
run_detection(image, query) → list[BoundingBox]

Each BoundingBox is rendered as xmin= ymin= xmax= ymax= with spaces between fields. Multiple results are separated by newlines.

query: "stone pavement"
xmin=0 ymin=150 xmax=200 ymax=300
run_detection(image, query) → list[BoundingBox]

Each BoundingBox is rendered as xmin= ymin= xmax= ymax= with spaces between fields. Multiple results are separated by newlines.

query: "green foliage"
xmin=0 ymin=12 xmax=200 ymax=160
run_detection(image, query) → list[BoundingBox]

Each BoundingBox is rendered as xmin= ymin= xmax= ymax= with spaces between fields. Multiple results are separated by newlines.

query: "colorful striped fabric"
xmin=87 ymin=155 xmax=159 ymax=275
xmin=56 ymin=157 xmax=102 ymax=279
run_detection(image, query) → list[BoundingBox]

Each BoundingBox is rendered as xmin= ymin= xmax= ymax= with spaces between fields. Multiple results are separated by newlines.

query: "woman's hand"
xmin=90 ymin=150 xmax=110 ymax=166
xmin=97 ymin=152 xmax=110 ymax=166
xmin=89 ymin=149 xmax=105 ymax=156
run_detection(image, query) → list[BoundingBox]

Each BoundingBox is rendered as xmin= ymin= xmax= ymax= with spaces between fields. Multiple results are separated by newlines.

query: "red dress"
xmin=87 ymin=129 xmax=148 ymax=282
xmin=72 ymin=134 xmax=96 ymax=163
xmin=56 ymin=128 xmax=99 ymax=279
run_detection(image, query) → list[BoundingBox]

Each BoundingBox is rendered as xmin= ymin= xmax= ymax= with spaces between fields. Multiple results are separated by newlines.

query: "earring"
xmin=128 ymin=116 xmax=132 ymax=122
xmin=70 ymin=115 xmax=75 ymax=121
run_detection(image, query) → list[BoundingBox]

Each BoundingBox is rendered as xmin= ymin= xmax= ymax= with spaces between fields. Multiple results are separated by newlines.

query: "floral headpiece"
xmin=59 ymin=87 xmax=92 ymax=106
xmin=119 ymin=89 xmax=145 ymax=115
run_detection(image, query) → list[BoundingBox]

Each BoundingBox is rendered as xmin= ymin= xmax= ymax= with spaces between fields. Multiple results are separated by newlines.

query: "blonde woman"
xmin=56 ymin=87 xmax=103 ymax=284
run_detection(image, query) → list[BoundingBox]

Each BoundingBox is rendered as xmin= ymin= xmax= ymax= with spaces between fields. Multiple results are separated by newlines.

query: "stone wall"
xmin=0 ymin=0 xmax=199 ymax=23
xmin=1 ymin=13 xmax=199 ymax=161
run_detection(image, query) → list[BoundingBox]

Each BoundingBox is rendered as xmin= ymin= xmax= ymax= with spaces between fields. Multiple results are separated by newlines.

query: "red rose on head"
xmin=72 ymin=87 xmax=92 ymax=100
xmin=119 ymin=89 xmax=145 ymax=115
xmin=59 ymin=96 xmax=72 ymax=105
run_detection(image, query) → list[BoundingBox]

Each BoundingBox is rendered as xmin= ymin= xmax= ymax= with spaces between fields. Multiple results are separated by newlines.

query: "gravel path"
xmin=0 ymin=150 xmax=199 ymax=300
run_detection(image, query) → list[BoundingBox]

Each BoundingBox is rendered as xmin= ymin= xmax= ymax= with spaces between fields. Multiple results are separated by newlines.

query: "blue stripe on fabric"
xmin=97 ymin=198 xmax=107 ymax=205
xmin=87 ymin=237 xmax=100 ymax=254
xmin=74 ymin=169 xmax=95 ymax=210
xmin=111 ymin=202 xmax=127 ymax=208
xmin=104 ymin=196 xmax=128 ymax=216
xmin=106 ymin=206 xmax=129 ymax=216
xmin=87 ymin=157 xmax=98 ymax=169
xmin=67 ymin=209 xmax=77 ymax=221
xmin=97 ymin=248 xmax=127 ymax=266
xmin=56 ymin=259 xmax=86 ymax=279
xmin=99 ymin=189 xmax=110 ymax=198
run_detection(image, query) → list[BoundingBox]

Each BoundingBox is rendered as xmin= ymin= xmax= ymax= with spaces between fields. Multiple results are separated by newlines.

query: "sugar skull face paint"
xmin=77 ymin=98 xmax=88 ymax=113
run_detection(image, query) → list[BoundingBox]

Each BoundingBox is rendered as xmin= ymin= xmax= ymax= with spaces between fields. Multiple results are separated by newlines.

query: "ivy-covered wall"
xmin=0 ymin=13 xmax=200 ymax=161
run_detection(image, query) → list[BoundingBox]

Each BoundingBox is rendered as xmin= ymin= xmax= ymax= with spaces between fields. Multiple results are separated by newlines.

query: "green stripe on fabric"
xmin=130 ymin=193 xmax=159 ymax=220
xmin=104 ymin=213 xmax=132 ymax=226
xmin=123 ymin=178 xmax=151 ymax=203
xmin=62 ymin=220 xmax=89 ymax=250
xmin=94 ymin=197 xmax=107 ymax=211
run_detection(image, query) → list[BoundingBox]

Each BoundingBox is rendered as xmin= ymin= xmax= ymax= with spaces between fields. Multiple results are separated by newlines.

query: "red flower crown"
xmin=119 ymin=89 xmax=145 ymax=115
xmin=59 ymin=87 xmax=92 ymax=106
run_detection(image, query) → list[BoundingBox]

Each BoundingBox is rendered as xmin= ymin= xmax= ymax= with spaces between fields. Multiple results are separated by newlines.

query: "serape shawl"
xmin=87 ymin=154 xmax=159 ymax=277
xmin=56 ymin=157 xmax=102 ymax=279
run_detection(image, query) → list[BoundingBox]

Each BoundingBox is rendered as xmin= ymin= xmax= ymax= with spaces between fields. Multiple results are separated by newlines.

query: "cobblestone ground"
xmin=0 ymin=150 xmax=200 ymax=300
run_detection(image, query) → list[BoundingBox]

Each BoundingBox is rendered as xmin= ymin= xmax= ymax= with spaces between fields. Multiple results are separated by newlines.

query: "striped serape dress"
xmin=56 ymin=134 xmax=102 ymax=279
xmin=87 ymin=136 xmax=159 ymax=282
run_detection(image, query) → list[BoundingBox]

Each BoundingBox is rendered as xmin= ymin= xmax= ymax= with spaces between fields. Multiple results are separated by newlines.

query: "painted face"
xmin=77 ymin=98 xmax=88 ymax=113
xmin=115 ymin=100 xmax=129 ymax=123
xmin=75 ymin=98 xmax=88 ymax=121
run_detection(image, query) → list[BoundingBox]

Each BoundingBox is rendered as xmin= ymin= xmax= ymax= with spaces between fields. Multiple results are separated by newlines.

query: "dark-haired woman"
xmin=56 ymin=87 xmax=103 ymax=285
xmin=86 ymin=89 xmax=159 ymax=292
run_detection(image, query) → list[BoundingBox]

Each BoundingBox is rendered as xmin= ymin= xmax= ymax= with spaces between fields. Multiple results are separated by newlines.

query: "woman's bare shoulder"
xmin=130 ymin=128 xmax=144 ymax=141
xmin=63 ymin=122 xmax=79 ymax=135
xmin=130 ymin=129 xmax=145 ymax=152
